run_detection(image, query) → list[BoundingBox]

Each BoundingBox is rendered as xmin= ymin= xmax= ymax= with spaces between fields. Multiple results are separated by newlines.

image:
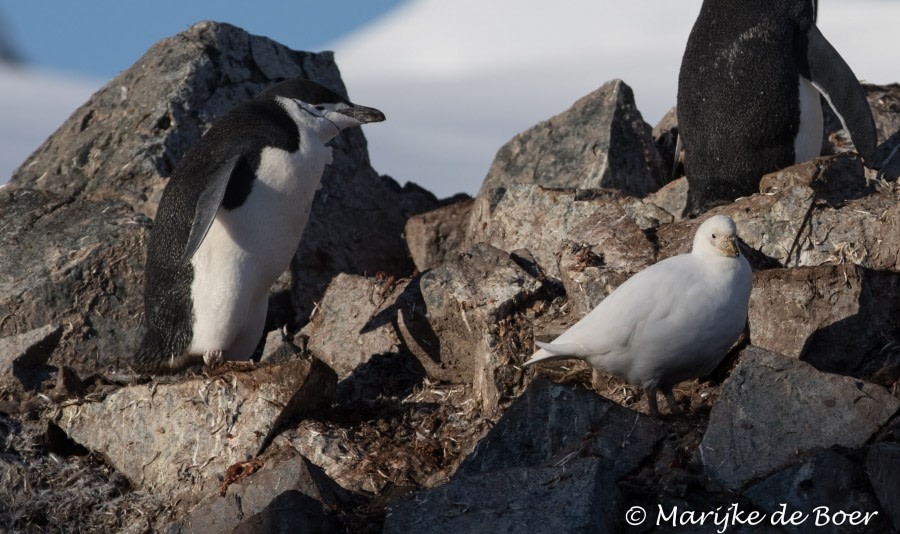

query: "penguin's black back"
xmin=135 ymin=80 xmax=345 ymax=370
xmin=678 ymin=0 xmax=816 ymax=215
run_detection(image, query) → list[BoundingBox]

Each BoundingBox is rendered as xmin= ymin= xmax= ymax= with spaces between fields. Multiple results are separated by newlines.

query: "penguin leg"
xmin=203 ymin=349 xmax=224 ymax=368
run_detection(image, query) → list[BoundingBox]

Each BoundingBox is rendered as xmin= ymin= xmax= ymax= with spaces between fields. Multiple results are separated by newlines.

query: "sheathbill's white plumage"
xmin=524 ymin=215 xmax=752 ymax=416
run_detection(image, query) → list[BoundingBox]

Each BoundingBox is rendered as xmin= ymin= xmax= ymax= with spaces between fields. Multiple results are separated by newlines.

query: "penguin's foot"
xmin=203 ymin=349 xmax=224 ymax=368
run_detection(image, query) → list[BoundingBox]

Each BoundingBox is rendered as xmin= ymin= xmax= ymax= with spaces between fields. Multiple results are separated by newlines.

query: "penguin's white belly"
xmin=795 ymin=76 xmax=824 ymax=163
xmin=188 ymin=143 xmax=330 ymax=359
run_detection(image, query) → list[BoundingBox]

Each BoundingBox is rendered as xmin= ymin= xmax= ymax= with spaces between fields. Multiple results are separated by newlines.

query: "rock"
xmin=699 ymin=347 xmax=899 ymax=490
xmin=384 ymin=380 xmax=664 ymax=534
xmin=232 ymin=490 xmax=341 ymax=534
xmin=9 ymin=21 xmax=345 ymax=215
xmin=748 ymin=265 xmax=900 ymax=375
xmin=170 ymin=448 xmax=348 ymax=534
xmin=0 ymin=324 xmax=62 ymax=390
xmin=404 ymin=197 xmax=474 ymax=272
xmin=258 ymin=329 xmax=302 ymax=364
xmin=617 ymin=195 xmax=675 ymax=230
xmin=466 ymin=184 xmax=655 ymax=281
xmin=653 ymin=106 xmax=680 ymax=181
xmin=55 ymin=359 xmax=336 ymax=505
xmin=479 ymin=79 xmax=665 ymax=197
xmin=383 ymin=458 xmax=620 ymax=534
xmin=457 ymin=379 xmax=665 ymax=477
xmin=405 ymin=243 xmax=543 ymax=412
xmin=555 ymin=241 xmax=632 ymax=316
xmin=300 ymin=273 xmax=406 ymax=378
xmin=641 ymin=176 xmax=688 ymax=221
xmin=744 ymin=449 xmax=888 ymax=534
xmin=865 ymin=442 xmax=900 ymax=531
xmin=0 ymin=189 xmax=150 ymax=375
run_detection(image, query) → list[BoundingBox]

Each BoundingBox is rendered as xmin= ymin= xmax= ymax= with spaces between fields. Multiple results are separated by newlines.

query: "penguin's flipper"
xmin=182 ymin=155 xmax=241 ymax=261
xmin=672 ymin=131 xmax=683 ymax=181
xmin=804 ymin=24 xmax=877 ymax=165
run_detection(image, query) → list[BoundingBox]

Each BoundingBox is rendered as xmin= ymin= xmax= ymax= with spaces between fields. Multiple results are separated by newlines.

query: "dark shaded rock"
xmin=404 ymin=197 xmax=474 ymax=272
xmin=384 ymin=380 xmax=664 ymax=534
xmin=699 ymin=347 xmax=899 ymax=490
xmin=170 ymin=449 xmax=348 ymax=534
xmin=749 ymin=265 xmax=900 ymax=375
xmin=300 ymin=273 xmax=406 ymax=378
xmin=231 ymin=490 xmax=341 ymax=534
xmin=55 ymin=358 xmax=336 ymax=506
xmin=258 ymin=329 xmax=303 ymax=364
xmin=0 ymin=189 xmax=150 ymax=375
xmin=383 ymin=458 xmax=620 ymax=534
xmin=409 ymin=243 xmax=543 ymax=412
xmin=458 ymin=379 xmax=664 ymax=477
xmin=866 ymin=442 xmax=900 ymax=531
xmin=0 ymin=324 xmax=62 ymax=391
xmin=653 ymin=106 xmax=681 ymax=181
xmin=479 ymin=79 xmax=665 ymax=197
xmin=744 ymin=449 xmax=888 ymax=534
xmin=466 ymin=184 xmax=655 ymax=281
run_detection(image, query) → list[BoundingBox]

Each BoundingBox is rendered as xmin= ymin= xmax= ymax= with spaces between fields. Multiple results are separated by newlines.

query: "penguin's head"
xmin=258 ymin=78 xmax=385 ymax=133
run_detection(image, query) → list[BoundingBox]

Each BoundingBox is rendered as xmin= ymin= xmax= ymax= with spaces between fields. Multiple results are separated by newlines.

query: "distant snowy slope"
xmin=0 ymin=64 xmax=99 ymax=184
xmin=330 ymin=0 xmax=900 ymax=198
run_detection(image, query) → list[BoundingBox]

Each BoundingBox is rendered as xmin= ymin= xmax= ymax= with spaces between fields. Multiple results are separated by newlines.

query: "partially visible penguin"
xmin=677 ymin=0 xmax=877 ymax=217
xmin=134 ymin=79 xmax=385 ymax=373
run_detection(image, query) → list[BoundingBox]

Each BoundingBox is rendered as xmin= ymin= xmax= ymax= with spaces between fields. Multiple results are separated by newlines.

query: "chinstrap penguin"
xmin=523 ymin=215 xmax=752 ymax=416
xmin=677 ymin=0 xmax=877 ymax=217
xmin=134 ymin=78 xmax=385 ymax=373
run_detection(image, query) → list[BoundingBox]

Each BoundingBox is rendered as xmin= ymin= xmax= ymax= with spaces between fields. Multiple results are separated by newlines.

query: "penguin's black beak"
xmin=337 ymin=104 xmax=386 ymax=124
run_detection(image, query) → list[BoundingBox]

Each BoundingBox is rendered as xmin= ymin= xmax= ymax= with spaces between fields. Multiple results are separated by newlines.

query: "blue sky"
xmin=0 ymin=0 xmax=404 ymax=79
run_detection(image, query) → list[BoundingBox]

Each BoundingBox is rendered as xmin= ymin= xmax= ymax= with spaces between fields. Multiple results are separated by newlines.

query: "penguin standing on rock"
xmin=677 ymin=0 xmax=877 ymax=217
xmin=134 ymin=79 xmax=385 ymax=373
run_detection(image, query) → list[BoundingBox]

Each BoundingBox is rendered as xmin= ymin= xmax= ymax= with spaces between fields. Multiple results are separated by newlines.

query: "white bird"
xmin=524 ymin=215 xmax=752 ymax=416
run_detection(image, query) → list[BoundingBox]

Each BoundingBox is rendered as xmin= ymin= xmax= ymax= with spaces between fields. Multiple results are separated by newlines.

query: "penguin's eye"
xmin=711 ymin=233 xmax=717 ymax=239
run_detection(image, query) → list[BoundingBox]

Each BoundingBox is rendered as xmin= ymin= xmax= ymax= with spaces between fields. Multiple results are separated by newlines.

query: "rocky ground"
xmin=1 ymin=21 xmax=899 ymax=534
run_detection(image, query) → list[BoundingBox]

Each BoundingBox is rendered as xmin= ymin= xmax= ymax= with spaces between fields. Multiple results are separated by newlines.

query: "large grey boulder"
xmin=479 ymin=79 xmax=665 ymax=197
xmin=699 ymin=347 xmax=899 ymax=490
xmin=404 ymin=197 xmax=474 ymax=272
xmin=0 ymin=189 xmax=150 ymax=375
xmin=406 ymin=243 xmax=544 ymax=412
xmin=54 ymin=359 xmax=336 ymax=505
xmin=466 ymin=184 xmax=654 ymax=281
xmin=749 ymin=265 xmax=900 ymax=375
xmin=299 ymin=273 xmax=406 ymax=378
